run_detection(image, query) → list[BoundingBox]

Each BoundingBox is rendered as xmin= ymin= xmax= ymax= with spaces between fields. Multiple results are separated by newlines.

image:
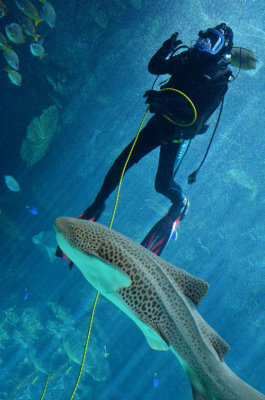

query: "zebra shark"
xmin=54 ymin=217 xmax=265 ymax=400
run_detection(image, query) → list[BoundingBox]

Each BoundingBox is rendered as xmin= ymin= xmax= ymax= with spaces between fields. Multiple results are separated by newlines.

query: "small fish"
xmin=23 ymin=290 xmax=28 ymax=300
xmin=0 ymin=0 xmax=8 ymax=18
xmin=31 ymin=376 xmax=39 ymax=384
xmin=4 ymin=175 xmax=21 ymax=191
xmin=30 ymin=42 xmax=45 ymax=58
xmin=5 ymin=23 xmax=25 ymax=44
xmin=153 ymin=372 xmax=159 ymax=388
xmin=21 ymin=17 xmax=40 ymax=41
xmin=15 ymin=0 xmax=43 ymax=26
xmin=103 ymin=345 xmax=109 ymax=358
xmin=65 ymin=366 xmax=72 ymax=375
xmin=231 ymin=47 xmax=257 ymax=70
xmin=0 ymin=31 xmax=9 ymax=49
xmin=3 ymin=66 xmax=22 ymax=86
xmin=26 ymin=205 xmax=38 ymax=215
xmin=40 ymin=1 xmax=56 ymax=28
xmin=3 ymin=48 xmax=19 ymax=70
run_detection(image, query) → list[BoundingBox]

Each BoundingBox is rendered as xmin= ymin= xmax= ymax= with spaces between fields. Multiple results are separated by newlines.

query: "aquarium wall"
xmin=0 ymin=0 xmax=264 ymax=399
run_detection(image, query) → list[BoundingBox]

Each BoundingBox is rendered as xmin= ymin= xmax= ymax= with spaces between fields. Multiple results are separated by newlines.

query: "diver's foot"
xmin=78 ymin=201 xmax=106 ymax=221
xmin=141 ymin=197 xmax=189 ymax=256
xmin=168 ymin=197 xmax=190 ymax=241
xmin=168 ymin=197 xmax=190 ymax=221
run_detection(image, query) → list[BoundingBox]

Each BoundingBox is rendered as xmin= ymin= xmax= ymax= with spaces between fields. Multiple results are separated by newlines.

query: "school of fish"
xmin=0 ymin=0 xmax=56 ymax=86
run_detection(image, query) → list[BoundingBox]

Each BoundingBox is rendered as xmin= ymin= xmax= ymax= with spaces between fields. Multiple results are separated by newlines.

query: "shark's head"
xmin=54 ymin=217 xmax=131 ymax=293
xmin=54 ymin=217 xmax=102 ymax=258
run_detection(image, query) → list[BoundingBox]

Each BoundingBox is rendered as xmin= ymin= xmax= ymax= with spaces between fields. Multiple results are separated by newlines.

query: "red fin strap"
xmin=145 ymin=231 xmax=157 ymax=248
xmin=151 ymin=237 xmax=165 ymax=252
xmin=77 ymin=212 xmax=96 ymax=222
xmin=175 ymin=215 xmax=181 ymax=224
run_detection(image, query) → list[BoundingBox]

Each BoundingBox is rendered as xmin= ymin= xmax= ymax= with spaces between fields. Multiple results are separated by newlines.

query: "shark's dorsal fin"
xmin=156 ymin=257 xmax=229 ymax=360
xmin=157 ymin=260 xmax=209 ymax=306
xmin=210 ymin=332 xmax=230 ymax=362
xmin=190 ymin=309 xmax=230 ymax=362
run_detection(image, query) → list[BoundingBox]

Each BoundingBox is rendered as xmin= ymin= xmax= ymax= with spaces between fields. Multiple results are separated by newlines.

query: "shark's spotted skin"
xmin=54 ymin=217 xmax=265 ymax=400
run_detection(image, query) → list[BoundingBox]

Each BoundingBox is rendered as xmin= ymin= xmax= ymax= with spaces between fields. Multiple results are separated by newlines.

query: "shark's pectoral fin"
xmin=142 ymin=325 xmax=169 ymax=351
xmin=160 ymin=262 xmax=209 ymax=306
xmin=132 ymin=318 xmax=169 ymax=351
xmin=71 ymin=253 xmax=131 ymax=294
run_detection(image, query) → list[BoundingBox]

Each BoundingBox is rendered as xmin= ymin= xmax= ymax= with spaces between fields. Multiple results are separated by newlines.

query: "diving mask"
xmin=194 ymin=28 xmax=225 ymax=55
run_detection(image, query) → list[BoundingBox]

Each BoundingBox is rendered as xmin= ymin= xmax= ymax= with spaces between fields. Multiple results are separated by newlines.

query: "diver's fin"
xmin=55 ymin=245 xmax=64 ymax=258
xmin=55 ymin=245 xmax=74 ymax=270
xmin=140 ymin=214 xmax=181 ymax=255
xmin=141 ymin=199 xmax=189 ymax=256
xmin=79 ymin=201 xmax=106 ymax=221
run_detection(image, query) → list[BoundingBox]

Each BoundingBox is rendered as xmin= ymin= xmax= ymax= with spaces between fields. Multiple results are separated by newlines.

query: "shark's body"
xmin=54 ymin=217 xmax=265 ymax=400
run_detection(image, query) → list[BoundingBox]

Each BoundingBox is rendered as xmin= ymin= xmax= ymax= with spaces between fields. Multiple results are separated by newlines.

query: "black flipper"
xmin=141 ymin=212 xmax=181 ymax=256
xmin=141 ymin=199 xmax=189 ymax=256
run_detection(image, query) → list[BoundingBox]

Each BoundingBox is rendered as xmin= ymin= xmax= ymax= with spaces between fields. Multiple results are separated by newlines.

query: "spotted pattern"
xmin=55 ymin=217 xmax=265 ymax=400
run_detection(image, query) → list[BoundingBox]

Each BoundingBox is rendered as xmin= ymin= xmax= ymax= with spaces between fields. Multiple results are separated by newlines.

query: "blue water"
xmin=0 ymin=0 xmax=264 ymax=399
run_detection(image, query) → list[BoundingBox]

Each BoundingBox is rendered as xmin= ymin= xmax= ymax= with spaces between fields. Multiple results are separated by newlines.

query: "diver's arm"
xmin=148 ymin=48 xmax=191 ymax=75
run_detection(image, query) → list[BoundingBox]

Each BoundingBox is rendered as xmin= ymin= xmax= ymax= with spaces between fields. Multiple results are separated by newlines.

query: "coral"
xmin=47 ymin=301 xmax=73 ymax=325
xmin=63 ymin=329 xmax=110 ymax=382
xmin=20 ymin=105 xmax=59 ymax=167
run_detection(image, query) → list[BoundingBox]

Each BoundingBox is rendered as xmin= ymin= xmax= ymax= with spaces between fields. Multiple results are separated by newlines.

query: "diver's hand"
xmin=162 ymin=32 xmax=182 ymax=52
xmin=143 ymin=90 xmax=164 ymax=113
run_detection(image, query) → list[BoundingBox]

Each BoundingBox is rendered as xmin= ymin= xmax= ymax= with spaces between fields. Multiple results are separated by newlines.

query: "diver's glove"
xmin=144 ymin=89 xmax=187 ymax=115
xmin=162 ymin=32 xmax=182 ymax=53
xmin=143 ymin=90 xmax=165 ymax=114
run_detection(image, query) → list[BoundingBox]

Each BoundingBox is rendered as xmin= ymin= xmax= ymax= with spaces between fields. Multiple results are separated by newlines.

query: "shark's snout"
xmin=54 ymin=217 xmax=66 ymax=233
xmin=53 ymin=217 xmax=64 ymax=233
xmin=54 ymin=217 xmax=76 ymax=235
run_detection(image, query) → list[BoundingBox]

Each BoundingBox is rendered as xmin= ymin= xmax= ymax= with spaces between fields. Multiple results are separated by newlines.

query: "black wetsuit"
xmin=87 ymin=45 xmax=232 ymax=215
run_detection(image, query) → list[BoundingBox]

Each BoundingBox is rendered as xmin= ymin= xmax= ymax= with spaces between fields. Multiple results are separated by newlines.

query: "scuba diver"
xmin=57 ymin=23 xmax=255 ymax=260
xmin=80 ymin=23 xmax=234 ymax=255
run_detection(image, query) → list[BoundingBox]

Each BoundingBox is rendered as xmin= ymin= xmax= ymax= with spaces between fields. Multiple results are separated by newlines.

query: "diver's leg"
xmin=155 ymin=141 xmax=187 ymax=208
xmin=141 ymin=141 xmax=189 ymax=255
xmin=81 ymin=116 xmax=161 ymax=220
